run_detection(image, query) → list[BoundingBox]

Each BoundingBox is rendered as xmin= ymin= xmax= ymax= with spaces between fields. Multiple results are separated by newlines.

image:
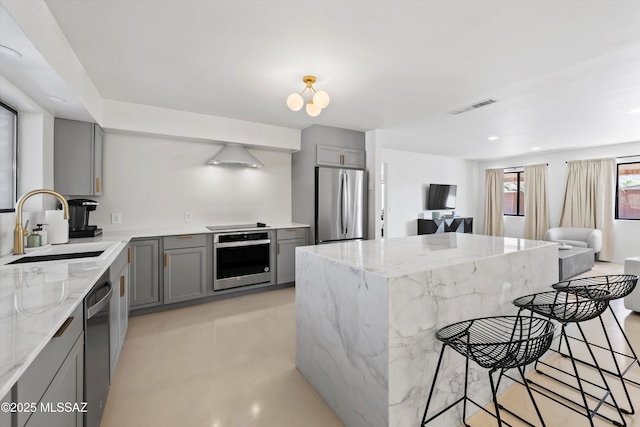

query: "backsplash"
xmin=89 ymin=132 xmax=292 ymax=232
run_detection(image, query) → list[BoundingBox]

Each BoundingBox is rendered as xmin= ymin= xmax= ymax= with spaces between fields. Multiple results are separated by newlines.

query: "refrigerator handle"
xmin=340 ymin=172 xmax=347 ymax=235
xmin=344 ymin=173 xmax=349 ymax=234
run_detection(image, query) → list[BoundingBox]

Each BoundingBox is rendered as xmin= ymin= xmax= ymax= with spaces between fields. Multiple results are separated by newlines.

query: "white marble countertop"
xmin=300 ymin=233 xmax=556 ymax=278
xmin=0 ymin=221 xmax=309 ymax=399
xmin=0 ymin=241 xmax=128 ymax=399
xmin=102 ymin=222 xmax=309 ymax=241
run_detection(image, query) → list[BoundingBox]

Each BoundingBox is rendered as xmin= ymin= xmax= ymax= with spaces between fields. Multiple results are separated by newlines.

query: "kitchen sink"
xmin=1 ymin=241 xmax=122 ymax=266
xmin=7 ymin=250 xmax=105 ymax=265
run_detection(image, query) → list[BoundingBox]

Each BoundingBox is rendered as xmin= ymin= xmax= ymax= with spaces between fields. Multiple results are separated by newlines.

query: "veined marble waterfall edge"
xmin=296 ymin=249 xmax=389 ymax=427
xmin=295 ymin=235 xmax=558 ymax=427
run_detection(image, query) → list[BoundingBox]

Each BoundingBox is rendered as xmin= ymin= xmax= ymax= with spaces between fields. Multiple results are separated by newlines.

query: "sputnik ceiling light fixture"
xmin=286 ymin=75 xmax=330 ymax=117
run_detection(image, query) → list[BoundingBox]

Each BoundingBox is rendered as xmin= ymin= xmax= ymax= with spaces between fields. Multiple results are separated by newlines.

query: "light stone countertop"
xmin=0 ymin=222 xmax=309 ymax=399
xmin=0 ymin=241 xmax=128 ymax=399
xmin=299 ymin=232 xmax=556 ymax=278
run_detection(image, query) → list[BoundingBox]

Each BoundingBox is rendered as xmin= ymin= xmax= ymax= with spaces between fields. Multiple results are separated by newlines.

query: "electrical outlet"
xmin=111 ymin=213 xmax=121 ymax=224
xmin=185 ymin=211 xmax=192 ymax=222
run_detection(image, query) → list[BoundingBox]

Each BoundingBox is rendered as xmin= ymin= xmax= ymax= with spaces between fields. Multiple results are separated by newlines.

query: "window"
xmin=616 ymin=162 xmax=640 ymax=220
xmin=0 ymin=101 xmax=18 ymax=212
xmin=504 ymin=170 xmax=524 ymax=216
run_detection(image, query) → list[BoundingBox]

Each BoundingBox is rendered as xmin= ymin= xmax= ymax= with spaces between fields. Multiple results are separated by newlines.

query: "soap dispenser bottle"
xmin=36 ymin=223 xmax=48 ymax=245
xmin=26 ymin=228 xmax=42 ymax=248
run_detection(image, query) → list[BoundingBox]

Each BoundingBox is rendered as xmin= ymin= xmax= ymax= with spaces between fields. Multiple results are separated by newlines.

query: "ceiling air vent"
xmin=448 ymin=98 xmax=498 ymax=115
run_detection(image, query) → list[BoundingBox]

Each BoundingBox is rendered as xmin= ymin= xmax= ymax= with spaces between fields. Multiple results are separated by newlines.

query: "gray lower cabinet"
xmin=109 ymin=247 xmax=129 ymax=381
xmin=163 ymin=235 xmax=207 ymax=304
xmin=276 ymin=228 xmax=308 ymax=285
xmin=14 ymin=304 xmax=84 ymax=427
xmin=23 ymin=335 xmax=84 ymax=427
xmin=1 ymin=391 xmax=10 ymax=427
xmin=129 ymin=239 xmax=162 ymax=309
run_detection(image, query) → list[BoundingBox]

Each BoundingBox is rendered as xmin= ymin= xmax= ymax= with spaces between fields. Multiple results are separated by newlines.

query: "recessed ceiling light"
xmin=487 ymin=136 xmax=499 ymax=141
xmin=0 ymin=45 xmax=22 ymax=58
xmin=532 ymin=147 xmax=541 ymax=151
xmin=628 ymin=108 xmax=640 ymax=114
xmin=47 ymin=95 xmax=67 ymax=103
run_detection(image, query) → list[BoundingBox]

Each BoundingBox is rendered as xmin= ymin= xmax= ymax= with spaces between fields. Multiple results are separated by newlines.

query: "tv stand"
xmin=417 ymin=217 xmax=473 ymax=235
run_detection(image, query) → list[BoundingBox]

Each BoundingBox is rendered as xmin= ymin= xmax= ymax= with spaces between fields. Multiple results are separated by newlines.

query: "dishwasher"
xmin=84 ymin=271 xmax=112 ymax=427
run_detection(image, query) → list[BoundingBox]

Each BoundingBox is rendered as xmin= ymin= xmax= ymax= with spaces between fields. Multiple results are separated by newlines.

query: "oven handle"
xmin=215 ymin=239 xmax=271 ymax=248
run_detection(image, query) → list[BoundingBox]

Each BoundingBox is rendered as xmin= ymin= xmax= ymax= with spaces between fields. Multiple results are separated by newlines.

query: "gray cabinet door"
xmin=54 ymin=118 xmax=104 ymax=196
xmin=316 ymin=145 xmax=343 ymax=166
xmin=129 ymin=239 xmax=162 ymax=309
xmin=0 ymin=391 xmax=10 ymax=427
xmin=119 ymin=266 xmax=129 ymax=346
xmin=93 ymin=124 xmax=104 ymax=195
xmin=342 ymin=148 xmax=365 ymax=168
xmin=25 ymin=334 xmax=84 ymax=427
xmin=276 ymin=237 xmax=307 ymax=285
xmin=164 ymin=247 xmax=207 ymax=304
xmin=316 ymin=145 xmax=365 ymax=168
xmin=109 ymin=262 xmax=129 ymax=381
xmin=15 ymin=305 xmax=83 ymax=427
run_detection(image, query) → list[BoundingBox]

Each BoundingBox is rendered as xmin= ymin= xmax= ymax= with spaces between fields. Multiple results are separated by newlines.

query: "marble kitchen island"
xmin=295 ymin=233 xmax=558 ymax=427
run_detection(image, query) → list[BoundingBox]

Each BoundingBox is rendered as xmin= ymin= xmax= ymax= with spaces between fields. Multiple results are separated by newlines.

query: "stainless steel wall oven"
xmin=213 ymin=230 xmax=275 ymax=290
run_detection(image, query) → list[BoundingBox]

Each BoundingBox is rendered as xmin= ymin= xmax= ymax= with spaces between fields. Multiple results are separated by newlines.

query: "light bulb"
xmin=287 ymin=93 xmax=304 ymax=111
xmin=306 ymin=101 xmax=322 ymax=117
xmin=313 ymin=90 xmax=330 ymax=109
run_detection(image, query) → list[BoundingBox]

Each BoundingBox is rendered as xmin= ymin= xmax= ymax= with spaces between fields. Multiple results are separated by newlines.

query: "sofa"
xmin=624 ymin=257 xmax=640 ymax=312
xmin=544 ymin=227 xmax=603 ymax=254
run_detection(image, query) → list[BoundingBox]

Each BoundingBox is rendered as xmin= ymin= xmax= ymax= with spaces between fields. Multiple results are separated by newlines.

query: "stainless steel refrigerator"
xmin=315 ymin=167 xmax=366 ymax=244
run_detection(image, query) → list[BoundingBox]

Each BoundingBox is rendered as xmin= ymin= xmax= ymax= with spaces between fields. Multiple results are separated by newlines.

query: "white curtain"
xmin=559 ymin=158 xmax=615 ymax=261
xmin=484 ymin=168 xmax=504 ymax=236
xmin=524 ymin=164 xmax=549 ymax=240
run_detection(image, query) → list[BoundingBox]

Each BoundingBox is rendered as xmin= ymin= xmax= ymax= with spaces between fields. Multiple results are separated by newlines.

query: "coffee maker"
xmin=68 ymin=199 xmax=102 ymax=238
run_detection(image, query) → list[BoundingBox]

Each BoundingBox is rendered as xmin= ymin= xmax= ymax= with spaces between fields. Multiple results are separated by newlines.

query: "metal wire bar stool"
xmin=513 ymin=288 xmax=627 ymax=427
xmin=421 ymin=315 xmax=555 ymax=427
xmin=551 ymin=274 xmax=639 ymax=415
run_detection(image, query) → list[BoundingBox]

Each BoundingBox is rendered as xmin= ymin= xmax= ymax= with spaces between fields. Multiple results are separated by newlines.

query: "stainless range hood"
xmin=207 ymin=144 xmax=263 ymax=168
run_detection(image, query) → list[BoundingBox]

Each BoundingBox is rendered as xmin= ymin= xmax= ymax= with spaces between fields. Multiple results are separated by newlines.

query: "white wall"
xmin=381 ymin=148 xmax=477 ymax=238
xmin=92 ymin=132 xmax=292 ymax=232
xmin=477 ymin=140 xmax=640 ymax=263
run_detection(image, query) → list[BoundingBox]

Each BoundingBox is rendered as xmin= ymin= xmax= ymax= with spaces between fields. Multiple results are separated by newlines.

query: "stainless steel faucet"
xmin=14 ymin=189 xmax=69 ymax=255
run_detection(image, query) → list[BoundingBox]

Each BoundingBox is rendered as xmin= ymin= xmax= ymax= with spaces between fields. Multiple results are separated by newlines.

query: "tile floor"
xmin=101 ymin=262 xmax=640 ymax=427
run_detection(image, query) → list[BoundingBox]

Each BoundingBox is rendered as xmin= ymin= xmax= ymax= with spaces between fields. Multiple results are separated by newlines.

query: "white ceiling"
xmin=2 ymin=1 xmax=640 ymax=160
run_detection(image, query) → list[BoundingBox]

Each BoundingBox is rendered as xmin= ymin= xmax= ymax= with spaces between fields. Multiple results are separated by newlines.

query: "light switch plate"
xmin=111 ymin=213 xmax=121 ymax=224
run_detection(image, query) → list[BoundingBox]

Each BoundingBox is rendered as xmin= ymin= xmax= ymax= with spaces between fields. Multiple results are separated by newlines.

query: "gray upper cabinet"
xmin=163 ymin=235 xmax=207 ymax=304
xmin=54 ymin=118 xmax=104 ymax=196
xmin=342 ymin=148 xmax=365 ymax=168
xmin=276 ymin=228 xmax=308 ymax=285
xmin=129 ymin=239 xmax=162 ymax=309
xmin=316 ymin=144 xmax=365 ymax=168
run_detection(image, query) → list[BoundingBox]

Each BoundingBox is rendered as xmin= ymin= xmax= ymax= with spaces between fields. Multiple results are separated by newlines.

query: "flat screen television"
xmin=427 ymin=184 xmax=457 ymax=210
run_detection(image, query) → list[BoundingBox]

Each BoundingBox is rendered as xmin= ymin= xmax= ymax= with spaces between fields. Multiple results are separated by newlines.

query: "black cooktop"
xmin=206 ymin=222 xmax=267 ymax=232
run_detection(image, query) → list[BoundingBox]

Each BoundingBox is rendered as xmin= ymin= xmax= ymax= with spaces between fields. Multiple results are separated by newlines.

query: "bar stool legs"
xmin=552 ymin=274 xmax=640 ymax=415
xmin=532 ymin=320 xmax=626 ymax=426
xmin=513 ymin=289 xmax=627 ymax=427
xmin=421 ymin=316 xmax=554 ymax=427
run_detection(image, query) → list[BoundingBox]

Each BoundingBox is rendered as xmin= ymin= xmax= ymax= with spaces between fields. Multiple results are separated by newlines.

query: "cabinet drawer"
xmin=164 ymin=234 xmax=207 ymax=249
xmin=16 ymin=304 xmax=83 ymax=424
xmin=277 ymin=227 xmax=308 ymax=241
